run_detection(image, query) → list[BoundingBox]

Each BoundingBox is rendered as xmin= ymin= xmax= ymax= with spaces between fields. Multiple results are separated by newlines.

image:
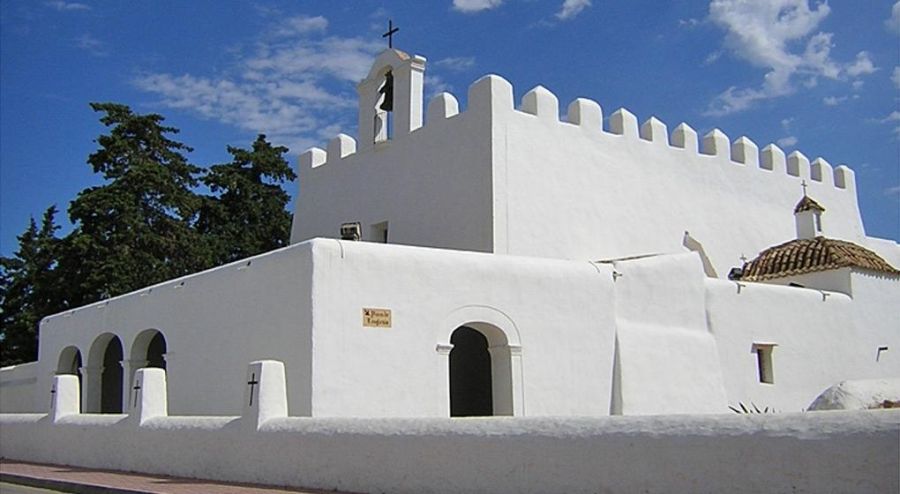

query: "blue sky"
xmin=2 ymin=0 xmax=898 ymax=256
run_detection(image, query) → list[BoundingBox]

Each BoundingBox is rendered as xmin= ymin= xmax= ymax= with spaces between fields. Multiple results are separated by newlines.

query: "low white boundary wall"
xmin=0 ymin=362 xmax=38 ymax=413
xmin=2 ymin=362 xmax=898 ymax=494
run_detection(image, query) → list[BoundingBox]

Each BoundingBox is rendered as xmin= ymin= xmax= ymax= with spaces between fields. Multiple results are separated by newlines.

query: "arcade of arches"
xmin=58 ymin=329 xmax=167 ymax=414
xmin=52 ymin=324 xmax=521 ymax=417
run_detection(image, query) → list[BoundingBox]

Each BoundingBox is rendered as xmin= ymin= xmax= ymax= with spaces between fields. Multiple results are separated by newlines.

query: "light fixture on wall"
xmin=341 ymin=222 xmax=361 ymax=241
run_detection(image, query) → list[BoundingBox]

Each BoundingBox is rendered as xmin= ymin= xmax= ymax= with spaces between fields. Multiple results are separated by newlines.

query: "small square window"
xmin=752 ymin=343 xmax=776 ymax=384
xmin=371 ymin=221 xmax=389 ymax=243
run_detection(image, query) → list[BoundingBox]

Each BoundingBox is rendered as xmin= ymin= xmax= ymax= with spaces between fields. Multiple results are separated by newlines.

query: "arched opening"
xmin=56 ymin=346 xmax=83 ymax=409
xmin=448 ymin=323 xmax=515 ymax=417
xmin=450 ymin=327 xmax=493 ymax=416
xmin=128 ymin=329 xmax=167 ymax=397
xmin=131 ymin=329 xmax=167 ymax=369
xmin=374 ymin=68 xmax=394 ymax=143
xmin=56 ymin=346 xmax=82 ymax=376
xmin=87 ymin=333 xmax=123 ymax=413
xmin=100 ymin=337 xmax=123 ymax=413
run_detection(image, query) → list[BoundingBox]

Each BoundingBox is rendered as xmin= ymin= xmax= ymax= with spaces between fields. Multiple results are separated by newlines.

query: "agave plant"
xmin=728 ymin=402 xmax=775 ymax=414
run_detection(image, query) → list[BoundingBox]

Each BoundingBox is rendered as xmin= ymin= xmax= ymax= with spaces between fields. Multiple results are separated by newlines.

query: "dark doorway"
xmin=100 ymin=336 xmax=123 ymax=413
xmin=146 ymin=332 xmax=167 ymax=369
xmin=449 ymin=326 xmax=493 ymax=417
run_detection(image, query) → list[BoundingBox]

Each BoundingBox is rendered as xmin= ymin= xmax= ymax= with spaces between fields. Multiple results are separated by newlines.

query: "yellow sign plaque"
xmin=362 ymin=308 xmax=392 ymax=328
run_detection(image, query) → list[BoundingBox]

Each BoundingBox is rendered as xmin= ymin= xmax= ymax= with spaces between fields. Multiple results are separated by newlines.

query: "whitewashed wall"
xmin=848 ymin=271 xmax=900 ymax=371
xmin=706 ymin=277 xmax=900 ymax=412
xmin=290 ymin=58 xmax=889 ymax=277
xmin=493 ymin=80 xmax=867 ymax=276
xmin=291 ymin=79 xmax=496 ymax=254
xmin=2 ymin=368 xmax=897 ymax=494
xmin=307 ymin=238 xmax=617 ymax=417
xmin=0 ymin=362 xmax=38 ymax=412
xmin=10 ymin=239 xmax=899 ymax=419
xmin=33 ymin=244 xmax=316 ymax=416
xmin=611 ymin=253 xmax=728 ymax=414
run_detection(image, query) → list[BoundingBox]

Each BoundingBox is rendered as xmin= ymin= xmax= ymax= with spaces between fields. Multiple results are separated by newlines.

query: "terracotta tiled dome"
xmin=739 ymin=237 xmax=899 ymax=281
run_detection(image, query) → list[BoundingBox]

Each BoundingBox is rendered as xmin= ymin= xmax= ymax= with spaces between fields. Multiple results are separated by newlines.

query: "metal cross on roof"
xmin=801 ymin=179 xmax=808 ymax=195
xmin=383 ymin=20 xmax=399 ymax=49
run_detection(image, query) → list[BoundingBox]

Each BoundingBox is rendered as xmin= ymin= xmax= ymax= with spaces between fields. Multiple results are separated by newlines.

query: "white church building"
xmin=2 ymin=48 xmax=898 ymax=420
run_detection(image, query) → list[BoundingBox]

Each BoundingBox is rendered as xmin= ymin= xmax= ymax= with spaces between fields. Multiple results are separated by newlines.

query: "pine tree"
xmin=59 ymin=103 xmax=208 ymax=306
xmin=0 ymin=207 xmax=64 ymax=366
xmin=198 ymin=134 xmax=296 ymax=263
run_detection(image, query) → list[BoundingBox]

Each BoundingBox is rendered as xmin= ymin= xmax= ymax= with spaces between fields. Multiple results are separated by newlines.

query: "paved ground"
xmin=0 ymin=461 xmax=359 ymax=494
xmin=1 ymin=482 xmax=70 ymax=494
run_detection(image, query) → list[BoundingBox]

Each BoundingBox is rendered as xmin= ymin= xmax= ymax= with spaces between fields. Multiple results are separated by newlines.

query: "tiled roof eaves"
xmin=794 ymin=195 xmax=826 ymax=214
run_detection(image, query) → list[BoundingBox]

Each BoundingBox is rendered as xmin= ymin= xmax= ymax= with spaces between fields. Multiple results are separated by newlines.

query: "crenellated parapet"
xmin=299 ymin=73 xmax=856 ymax=193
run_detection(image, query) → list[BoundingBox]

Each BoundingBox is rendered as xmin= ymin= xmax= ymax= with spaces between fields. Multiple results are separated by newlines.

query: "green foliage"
xmin=198 ymin=134 xmax=296 ymax=263
xmin=0 ymin=207 xmax=65 ymax=366
xmin=60 ymin=103 xmax=208 ymax=306
xmin=0 ymin=104 xmax=297 ymax=366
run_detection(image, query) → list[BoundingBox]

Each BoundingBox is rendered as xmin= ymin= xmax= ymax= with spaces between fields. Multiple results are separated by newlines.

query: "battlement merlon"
xmin=306 ymin=68 xmax=857 ymax=194
xmin=293 ymin=58 xmax=865 ymax=263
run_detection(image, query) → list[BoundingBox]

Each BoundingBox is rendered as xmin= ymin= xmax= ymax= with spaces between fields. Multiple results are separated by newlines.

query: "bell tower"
xmin=356 ymin=49 xmax=426 ymax=152
xmin=794 ymin=191 xmax=825 ymax=240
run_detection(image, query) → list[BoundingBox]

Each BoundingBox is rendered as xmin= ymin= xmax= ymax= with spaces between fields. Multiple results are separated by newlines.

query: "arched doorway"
xmin=86 ymin=334 xmax=123 ymax=413
xmin=447 ymin=323 xmax=516 ymax=417
xmin=449 ymin=327 xmax=493 ymax=416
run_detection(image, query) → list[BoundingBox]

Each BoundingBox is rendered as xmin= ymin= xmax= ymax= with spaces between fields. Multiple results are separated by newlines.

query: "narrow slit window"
xmin=752 ymin=343 xmax=776 ymax=384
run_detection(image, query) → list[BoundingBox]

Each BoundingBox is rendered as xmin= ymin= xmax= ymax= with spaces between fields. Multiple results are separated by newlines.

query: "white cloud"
xmin=703 ymin=50 xmax=722 ymax=65
xmin=556 ymin=0 xmax=592 ymax=20
xmin=846 ymin=51 xmax=877 ymax=77
xmin=706 ymin=0 xmax=876 ymax=115
xmin=434 ymin=56 xmax=475 ymax=71
xmin=822 ymin=95 xmax=846 ymax=106
xmin=75 ymin=34 xmax=108 ymax=56
xmin=851 ymin=80 xmax=864 ymax=90
xmin=452 ymin=0 xmax=503 ymax=13
xmin=777 ymin=136 xmax=798 ymax=147
xmin=892 ymin=66 xmax=900 ymax=89
xmin=880 ymin=111 xmax=900 ymax=140
xmin=425 ymin=75 xmax=452 ymax=99
xmin=882 ymin=111 xmax=900 ymax=123
xmin=274 ymin=15 xmax=328 ymax=37
xmin=133 ymin=16 xmax=380 ymax=152
xmin=45 ymin=1 xmax=90 ymax=11
xmin=888 ymin=2 xmax=900 ymax=34
xmin=885 ymin=185 xmax=900 ymax=197
xmin=780 ymin=117 xmax=794 ymax=130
